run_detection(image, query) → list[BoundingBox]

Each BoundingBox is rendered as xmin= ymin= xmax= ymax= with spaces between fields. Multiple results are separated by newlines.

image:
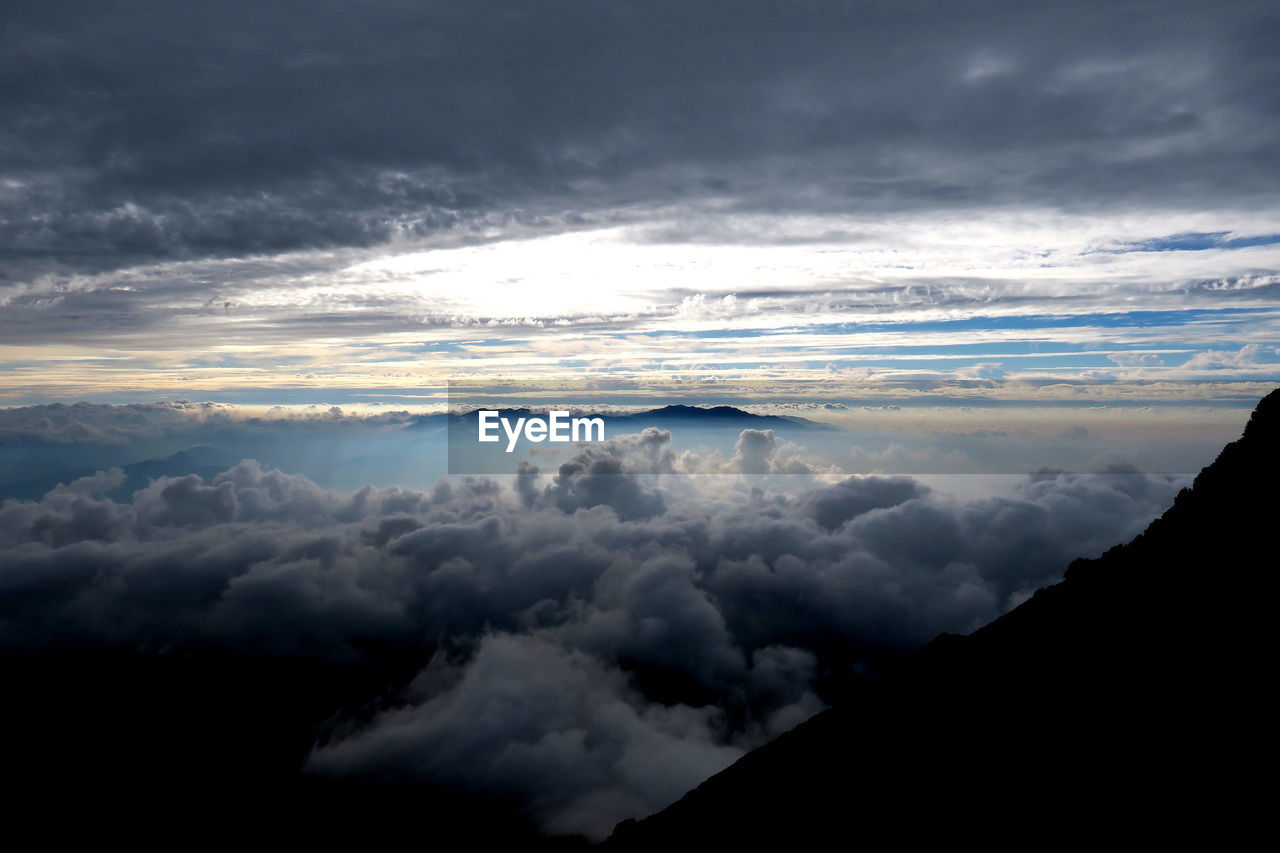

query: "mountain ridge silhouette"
xmin=607 ymin=386 xmax=1278 ymax=847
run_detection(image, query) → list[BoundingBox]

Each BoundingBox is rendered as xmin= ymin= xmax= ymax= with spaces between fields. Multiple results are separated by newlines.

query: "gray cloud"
xmin=541 ymin=453 xmax=668 ymax=521
xmin=798 ymin=472 xmax=927 ymax=530
xmin=307 ymin=633 xmax=744 ymax=840
xmin=0 ymin=401 xmax=241 ymax=445
xmin=3 ymin=0 xmax=1277 ymax=281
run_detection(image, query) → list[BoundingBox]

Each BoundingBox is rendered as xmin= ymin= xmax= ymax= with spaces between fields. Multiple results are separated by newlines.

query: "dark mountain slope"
xmin=609 ymin=388 xmax=1279 ymax=848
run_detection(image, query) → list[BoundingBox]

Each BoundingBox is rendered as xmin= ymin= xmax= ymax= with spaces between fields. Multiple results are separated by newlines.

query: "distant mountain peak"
xmin=646 ymin=404 xmax=747 ymax=415
xmin=446 ymin=404 xmax=827 ymax=429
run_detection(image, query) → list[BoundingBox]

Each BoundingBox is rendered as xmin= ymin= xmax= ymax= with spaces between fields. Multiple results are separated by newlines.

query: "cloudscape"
xmin=1 ymin=1 xmax=1277 ymax=845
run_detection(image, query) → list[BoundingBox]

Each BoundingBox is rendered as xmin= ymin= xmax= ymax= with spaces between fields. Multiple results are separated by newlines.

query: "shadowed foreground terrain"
xmin=609 ymin=388 xmax=1278 ymax=846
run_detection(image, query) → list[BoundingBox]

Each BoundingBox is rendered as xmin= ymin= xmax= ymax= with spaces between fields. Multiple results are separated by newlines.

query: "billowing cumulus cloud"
xmin=0 ymin=411 xmax=1187 ymax=836
xmin=307 ymin=634 xmax=745 ymax=840
xmin=0 ymin=400 xmax=241 ymax=444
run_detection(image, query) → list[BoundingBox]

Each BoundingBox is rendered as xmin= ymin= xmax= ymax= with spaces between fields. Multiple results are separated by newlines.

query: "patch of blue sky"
xmin=788 ymin=308 xmax=1278 ymax=334
xmin=632 ymin=327 xmax=771 ymax=339
xmin=180 ymin=354 xmax=312 ymax=368
xmin=396 ymin=342 xmax=472 ymax=353
xmin=1110 ymin=232 xmax=1280 ymax=252
xmin=818 ymin=353 xmax=1123 ymax=369
xmin=384 ymin=340 xmax=528 ymax=354
xmin=813 ymin=341 xmax=1189 ymax=357
xmin=1 ymin=387 xmax=442 ymax=407
xmin=626 ymin=308 xmax=1276 ymax=341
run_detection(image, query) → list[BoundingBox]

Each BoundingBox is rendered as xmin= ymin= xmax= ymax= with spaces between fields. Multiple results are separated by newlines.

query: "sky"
xmin=1 ymin=0 xmax=1278 ymax=404
xmin=2 ymin=1 xmax=1279 ymax=842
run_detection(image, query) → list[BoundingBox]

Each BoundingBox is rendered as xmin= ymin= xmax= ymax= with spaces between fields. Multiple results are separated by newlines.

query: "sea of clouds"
xmin=0 ymin=403 xmax=1190 ymax=838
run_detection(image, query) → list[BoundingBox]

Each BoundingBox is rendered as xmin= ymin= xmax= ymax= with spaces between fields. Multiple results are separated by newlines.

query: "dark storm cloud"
xmin=3 ymin=0 xmax=1277 ymax=278
xmin=306 ymin=633 xmax=745 ymax=840
xmin=0 ymin=406 xmax=1188 ymax=835
xmin=799 ymin=473 xmax=929 ymax=530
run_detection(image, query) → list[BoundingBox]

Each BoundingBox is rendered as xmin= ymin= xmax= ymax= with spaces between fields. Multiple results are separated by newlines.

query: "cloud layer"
xmin=0 ymin=422 xmax=1186 ymax=836
xmin=2 ymin=1 xmax=1277 ymax=399
xmin=5 ymin=0 xmax=1277 ymax=273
